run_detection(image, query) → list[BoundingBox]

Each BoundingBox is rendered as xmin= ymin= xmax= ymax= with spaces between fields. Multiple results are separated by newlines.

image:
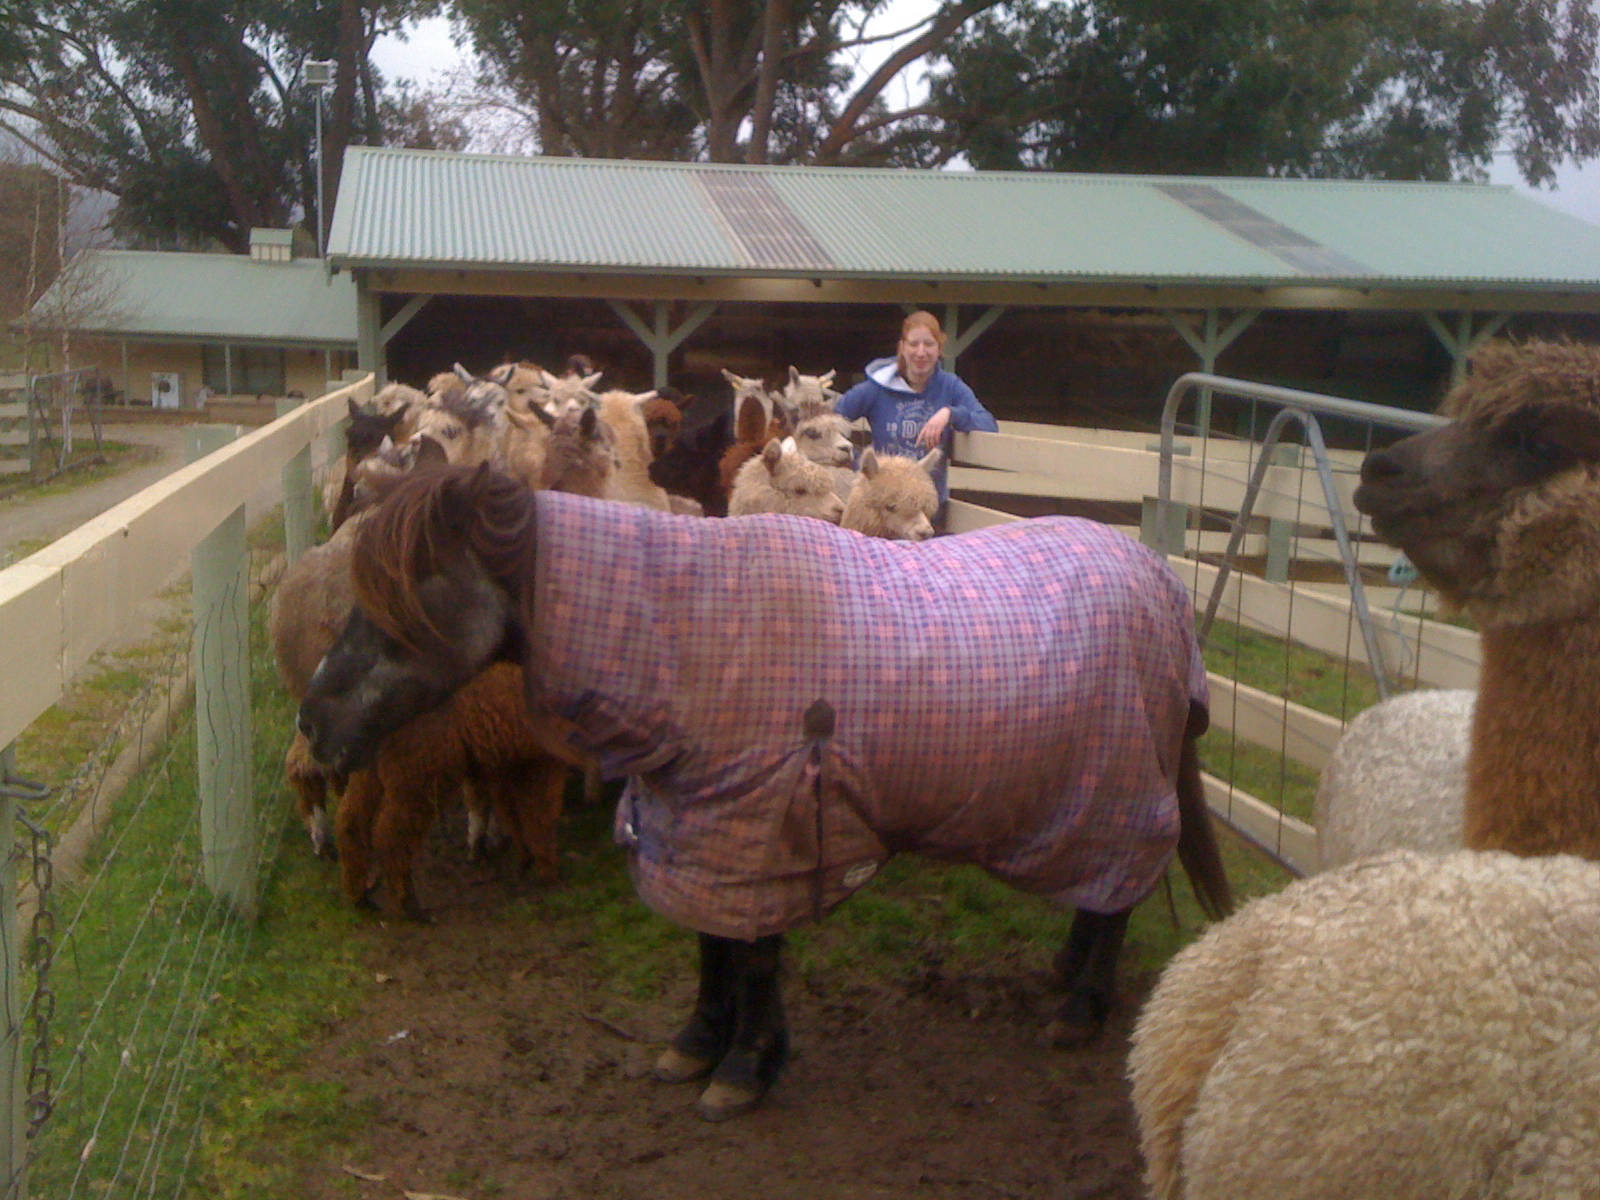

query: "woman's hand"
xmin=917 ymin=406 xmax=951 ymax=449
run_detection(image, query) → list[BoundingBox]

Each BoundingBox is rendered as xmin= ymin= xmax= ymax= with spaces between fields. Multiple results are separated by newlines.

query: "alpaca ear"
xmin=859 ymin=448 xmax=880 ymax=478
xmin=918 ymin=448 xmax=943 ymax=475
xmin=488 ymin=362 xmax=515 ymax=386
xmin=413 ymin=435 xmax=448 ymax=469
xmin=819 ymin=369 xmax=836 ymax=388
xmin=581 ymin=371 xmax=604 ymax=390
xmin=761 ymin=438 xmax=785 ymax=472
xmin=789 ymin=365 xmax=802 ymax=387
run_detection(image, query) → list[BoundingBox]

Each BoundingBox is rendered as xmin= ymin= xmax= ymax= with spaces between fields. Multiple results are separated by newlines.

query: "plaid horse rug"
xmin=528 ymin=492 xmax=1208 ymax=941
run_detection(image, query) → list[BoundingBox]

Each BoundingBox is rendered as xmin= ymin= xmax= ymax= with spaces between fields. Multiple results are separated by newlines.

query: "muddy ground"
xmin=291 ymin=807 xmax=1159 ymax=1200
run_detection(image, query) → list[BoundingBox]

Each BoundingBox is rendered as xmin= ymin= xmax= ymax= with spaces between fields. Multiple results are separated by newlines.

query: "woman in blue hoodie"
xmin=835 ymin=310 xmax=998 ymax=526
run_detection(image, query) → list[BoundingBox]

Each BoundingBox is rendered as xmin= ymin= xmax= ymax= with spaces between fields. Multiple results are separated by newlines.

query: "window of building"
xmin=201 ymin=345 xmax=286 ymax=394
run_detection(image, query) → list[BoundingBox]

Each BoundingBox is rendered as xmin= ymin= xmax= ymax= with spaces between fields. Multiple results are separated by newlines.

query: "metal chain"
xmin=17 ymin=812 xmax=55 ymax=1139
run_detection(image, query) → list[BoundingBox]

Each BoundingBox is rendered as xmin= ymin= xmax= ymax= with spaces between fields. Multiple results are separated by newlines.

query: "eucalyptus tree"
xmin=0 ymin=0 xmax=449 ymax=251
xmin=924 ymin=0 xmax=1600 ymax=186
xmin=447 ymin=0 xmax=1006 ymax=164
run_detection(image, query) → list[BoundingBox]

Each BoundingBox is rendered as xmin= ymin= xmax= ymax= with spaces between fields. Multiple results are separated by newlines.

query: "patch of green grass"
xmin=0 ymin=439 xmax=159 ymax=504
xmin=1203 ymin=617 xmax=1382 ymax=721
xmin=23 ymin=570 xmax=376 ymax=1200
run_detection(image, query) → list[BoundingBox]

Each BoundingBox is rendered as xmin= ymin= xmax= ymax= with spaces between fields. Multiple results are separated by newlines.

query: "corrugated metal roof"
xmin=327 ymin=146 xmax=1600 ymax=290
xmin=26 ymin=250 xmax=357 ymax=345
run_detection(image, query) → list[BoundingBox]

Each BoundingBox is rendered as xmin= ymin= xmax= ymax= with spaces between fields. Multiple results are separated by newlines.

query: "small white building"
xmin=21 ymin=228 xmax=358 ymax=417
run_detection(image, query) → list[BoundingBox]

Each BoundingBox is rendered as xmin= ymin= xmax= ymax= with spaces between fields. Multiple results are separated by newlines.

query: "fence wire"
xmin=12 ymin=548 xmax=295 ymax=1200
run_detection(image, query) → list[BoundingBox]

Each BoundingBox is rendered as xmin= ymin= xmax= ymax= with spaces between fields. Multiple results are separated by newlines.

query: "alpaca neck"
xmin=1468 ymin=618 xmax=1600 ymax=858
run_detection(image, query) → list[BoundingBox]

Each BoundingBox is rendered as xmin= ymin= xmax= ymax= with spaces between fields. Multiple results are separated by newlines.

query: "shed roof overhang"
xmin=346 ymin=262 xmax=1600 ymax=315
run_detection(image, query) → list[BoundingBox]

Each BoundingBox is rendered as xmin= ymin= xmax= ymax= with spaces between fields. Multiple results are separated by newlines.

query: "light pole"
xmin=305 ymin=59 xmax=336 ymax=258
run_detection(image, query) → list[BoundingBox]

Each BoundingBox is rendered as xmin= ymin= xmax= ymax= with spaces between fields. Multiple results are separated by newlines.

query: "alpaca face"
xmin=842 ymin=449 xmax=940 ymax=541
xmin=1356 ymin=399 xmax=1600 ymax=619
xmin=791 ymin=413 xmax=853 ymax=466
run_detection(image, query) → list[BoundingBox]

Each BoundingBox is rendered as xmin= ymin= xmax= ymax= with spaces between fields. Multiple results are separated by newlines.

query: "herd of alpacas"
xmin=276 ymin=338 xmax=1600 ymax=1194
xmin=270 ymin=357 xmax=943 ymax=913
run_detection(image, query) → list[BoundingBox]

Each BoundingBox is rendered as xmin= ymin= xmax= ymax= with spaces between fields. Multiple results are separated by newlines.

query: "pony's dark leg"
xmin=1047 ymin=908 xmax=1132 ymax=1046
xmin=653 ymin=934 xmax=736 ymax=1084
xmin=698 ymin=933 xmax=790 ymax=1121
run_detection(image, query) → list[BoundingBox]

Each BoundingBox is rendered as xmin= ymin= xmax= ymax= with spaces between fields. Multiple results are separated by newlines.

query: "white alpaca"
xmin=1129 ymin=848 xmax=1600 ymax=1200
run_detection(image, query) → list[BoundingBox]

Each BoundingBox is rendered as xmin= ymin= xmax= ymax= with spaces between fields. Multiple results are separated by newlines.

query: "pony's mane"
xmin=350 ymin=464 xmax=539 ymax=650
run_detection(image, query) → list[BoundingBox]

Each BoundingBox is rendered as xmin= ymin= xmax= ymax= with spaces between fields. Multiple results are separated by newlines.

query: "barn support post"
xmin=940 ymin=305 xmax=1007 ymax=372
xmin=606 ymin=300 xmax=717 ymax=388
xmin=276 ymin=396 xmax=313 ymax=563
xmin=187 ymin=425 xmax=258 ymax=921
xmin=1164 ymin=308 xmax=1259 ymax=437
xmin=1424 ymin=311 xmax=1508 ymax=385
xmin=356 ymin=287 xmax=384 ymax=388
xmin=380 ymin=295 xmax=431 ymax=360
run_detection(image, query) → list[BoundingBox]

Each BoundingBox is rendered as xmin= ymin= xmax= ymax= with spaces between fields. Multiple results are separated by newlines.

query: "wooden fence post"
xmin=276 ymin=397 xmax=313 ymax=564
xmin=187 ymin=426 xmax=257 ymax=920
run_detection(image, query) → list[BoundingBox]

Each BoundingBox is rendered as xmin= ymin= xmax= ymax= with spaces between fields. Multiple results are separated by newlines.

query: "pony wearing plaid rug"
xmin=299 ymin=464 xmax=1233 ymax=1121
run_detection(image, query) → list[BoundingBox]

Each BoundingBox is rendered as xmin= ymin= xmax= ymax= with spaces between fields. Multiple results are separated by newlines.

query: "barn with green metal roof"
xmin=326 ymin=146 xmax=1600 ymax=423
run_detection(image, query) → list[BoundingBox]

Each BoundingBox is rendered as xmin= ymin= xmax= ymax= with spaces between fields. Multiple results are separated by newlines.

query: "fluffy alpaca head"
xmin=496 ymin=361 xmax=556 ymax=418
xmin=781 ymin=366 xmax=840 ymax=422
xmin=641 ymin=392 xmax=685 ymax=461
xmin=790 ymin=412 xmax=853 ymax=467
xmin=728 ymin=438 xmax=846 ymax=522
xmin=537 ymin=367 xmax=604 ymax=417
xmin=540 ymin=402 xmax=620 ymax=497
xmin=1354 ymin=338 xmax=1600 ymax=626
xmin=842 ymin=448 xmax=940 ymax=541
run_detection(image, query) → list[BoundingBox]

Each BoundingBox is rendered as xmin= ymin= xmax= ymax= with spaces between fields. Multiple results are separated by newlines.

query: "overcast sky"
xmin=370 ymin=12 xmax=1600 ymax=229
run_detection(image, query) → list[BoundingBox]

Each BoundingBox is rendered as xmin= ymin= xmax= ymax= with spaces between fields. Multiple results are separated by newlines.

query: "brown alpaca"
xmin=335 ymin=663 xmax=586 ymax=918
xmin=717 ymin=369 xmax=786 ymax=496
xmin=1354 ymin=337 xmax=1600 ymax=860
xmin=841 ymin=448 xmax=941 ymax=541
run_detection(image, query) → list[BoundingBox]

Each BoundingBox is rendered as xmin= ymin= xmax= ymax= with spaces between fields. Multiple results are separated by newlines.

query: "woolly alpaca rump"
xmin=842 ymin=448 xmax=940 ymax=541
xmin=1354 ymin=338 xmax=1600 ymax=860
xmin=1314 ymin=688 xmax=1472 ymax=870
xmin=1128 ymin=849 xmax=1600 ymax=1200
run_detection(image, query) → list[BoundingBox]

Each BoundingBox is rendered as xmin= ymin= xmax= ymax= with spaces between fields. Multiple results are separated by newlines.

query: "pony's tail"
xmin=1175 ymin=704 xmax=1234 ymax=922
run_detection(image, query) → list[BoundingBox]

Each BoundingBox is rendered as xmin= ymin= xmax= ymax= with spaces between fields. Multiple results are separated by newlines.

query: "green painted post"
xmin=276 ymin=397 xmax=313 ymax=563
xmin=1264 ymin=443 xmax=1301 ymax=584
xmin=1141 ymin=440 xmax=1191 ymax=555
xmin=187 ymin=426 xmax=257 ymax=920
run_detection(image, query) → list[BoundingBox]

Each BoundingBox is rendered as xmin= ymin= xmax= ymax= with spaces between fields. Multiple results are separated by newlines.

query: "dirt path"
xmin=0 ymin=423 xmax=193 ymax=560
xmin=289 ymin=813 xmax=1156 ymax=1200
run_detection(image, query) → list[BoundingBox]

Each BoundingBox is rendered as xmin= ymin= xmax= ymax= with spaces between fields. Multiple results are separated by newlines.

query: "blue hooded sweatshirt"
xmin=835 ymin=357 xmax=999 ymax=503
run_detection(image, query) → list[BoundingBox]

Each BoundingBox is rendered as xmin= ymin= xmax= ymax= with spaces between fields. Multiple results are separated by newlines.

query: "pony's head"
xmin=297 ymin=464 xmax=535 ymax=772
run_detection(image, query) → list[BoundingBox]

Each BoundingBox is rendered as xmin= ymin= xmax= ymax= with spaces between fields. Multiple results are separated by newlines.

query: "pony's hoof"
xmin=652 ymin=1045 xmax=715 ymax=1084
xmin=1046 ymin=992 xmax=1109 ymax=1047
xmin=696 ymin=1079 xmax=764 ymax=1122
